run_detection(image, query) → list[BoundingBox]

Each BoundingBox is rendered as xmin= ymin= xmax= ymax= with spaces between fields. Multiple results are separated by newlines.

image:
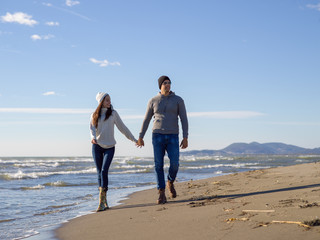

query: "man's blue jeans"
xmin=152 ymin=133 xmax=180 ymax=189
xmin=92 ymin=144 xmax=115 ymax=188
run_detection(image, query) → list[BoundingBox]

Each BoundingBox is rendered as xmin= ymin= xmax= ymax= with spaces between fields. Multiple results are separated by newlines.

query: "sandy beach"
xmin=56 ymin=162 xmax=320 ymax=240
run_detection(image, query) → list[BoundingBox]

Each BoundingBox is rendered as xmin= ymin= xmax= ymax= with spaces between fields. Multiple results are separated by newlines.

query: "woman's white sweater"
xmin=90 ymin=108 xmax=137 ymax=149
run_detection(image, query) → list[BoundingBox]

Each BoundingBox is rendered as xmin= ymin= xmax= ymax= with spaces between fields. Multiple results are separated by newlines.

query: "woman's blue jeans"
xmin=152 ymin=133 xmax=180 ymax=189
xmin=92 ymin=144 xmax=115 ymax=188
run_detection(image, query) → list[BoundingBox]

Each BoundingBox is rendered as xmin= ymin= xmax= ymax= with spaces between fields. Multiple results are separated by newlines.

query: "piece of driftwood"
xmin=271 ymin=220 xmax=310 ymax=228
xmin=225 ymin=217 xmax=249 ymax=223
xmin=242 ymin=210 xmax=275 ymax=213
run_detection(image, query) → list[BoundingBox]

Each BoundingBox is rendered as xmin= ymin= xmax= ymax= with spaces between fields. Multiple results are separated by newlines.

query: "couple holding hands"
xmin=90 ymin=75 xmax=189 ymax=212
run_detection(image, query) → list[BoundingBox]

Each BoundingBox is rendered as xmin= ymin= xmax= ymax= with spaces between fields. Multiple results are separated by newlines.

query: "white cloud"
xmin=43 ymin=2 xmax=90 ymax=21
xmin=1 ymin=12 xmax=38 ymax=26
xmin=66 ymin=0 xmax=80 ymax=7
xmin=89 ymin=58 xmax=121 ymax=67
xmin=1 ymin=121 xmax=87 ymax=125
xmin=43 ymin=34 xmax=54 ymax=40
xmin=121 ymin=115 xmax=145 ymax=120
xmin=187 ymin=111 xmax=265 ymax=119
xmin=42 ymin=3 xmax=53 ymax=7
xmin=0 ymin=108 xmax=93 ymax=114
xmin=0 ymin=30 xmax=12 ymax=35
xmin=31 ymin=34 xmax=41 ymax=40
xmin=42 ymin=91 xmax=56 ymax=96
xmin=45 ymin=21 xmax=59 ymax=26
xmin=266 ymin=121 xmax=320 ymax=126
xmin=0 ymin=109 xmax=264 ymax=119
xmin=31 ymin=34 xmax=54 ymax=41
xmin=307 ymin=3 xmax=320 ymax=11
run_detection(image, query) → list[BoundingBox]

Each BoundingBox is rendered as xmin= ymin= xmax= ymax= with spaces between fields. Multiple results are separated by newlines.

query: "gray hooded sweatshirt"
xmin=139 ymin=92 xmax=188 ymax=139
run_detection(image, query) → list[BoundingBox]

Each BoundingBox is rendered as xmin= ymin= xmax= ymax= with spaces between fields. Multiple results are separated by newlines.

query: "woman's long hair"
xmin=92 ymin=98 xmax=113 ymax=128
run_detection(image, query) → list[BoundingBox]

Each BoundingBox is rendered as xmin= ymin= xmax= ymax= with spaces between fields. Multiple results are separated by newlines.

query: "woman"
xmin=90 ymin=92 xmax=137 ymax=212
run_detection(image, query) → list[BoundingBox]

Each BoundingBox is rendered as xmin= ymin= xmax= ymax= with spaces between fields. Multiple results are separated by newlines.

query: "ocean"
xmin=1 ymin=154 xmax=319 ymax=240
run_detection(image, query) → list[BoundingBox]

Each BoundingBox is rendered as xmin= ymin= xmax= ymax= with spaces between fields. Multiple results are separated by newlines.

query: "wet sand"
xmin=56 ymin=162 xmax=320 ymax=240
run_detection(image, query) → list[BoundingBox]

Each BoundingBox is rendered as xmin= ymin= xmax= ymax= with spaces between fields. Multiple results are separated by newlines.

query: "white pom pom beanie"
xmin=96 ymin=92 xmax=109 ymax=103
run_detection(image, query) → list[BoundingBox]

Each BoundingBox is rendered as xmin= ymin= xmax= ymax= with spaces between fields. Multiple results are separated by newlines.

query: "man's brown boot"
xmin=167 ymin=180 xmax=177 ymax=198
xmin=157 ymin=189 xmax=167 ymax=204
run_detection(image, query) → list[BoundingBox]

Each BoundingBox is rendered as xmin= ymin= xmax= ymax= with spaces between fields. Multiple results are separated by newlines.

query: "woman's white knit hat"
xmin=96 ymin=92 xmax=109 ymax=103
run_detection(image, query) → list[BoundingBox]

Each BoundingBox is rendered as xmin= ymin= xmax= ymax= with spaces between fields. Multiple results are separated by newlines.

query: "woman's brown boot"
xmin=96 ymin=187 xmax=108 ymax=212
xmin=157 ymin=189 xmax=167 ymax=204
xmin=103 ymin=188 xmax=109 ymax=209
xmin=167 ymin=180 xmax=177 ymax=198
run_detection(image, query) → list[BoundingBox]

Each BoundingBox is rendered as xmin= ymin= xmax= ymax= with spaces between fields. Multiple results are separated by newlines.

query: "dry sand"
xmin=56 ymin=162 xmax=320 ymax=240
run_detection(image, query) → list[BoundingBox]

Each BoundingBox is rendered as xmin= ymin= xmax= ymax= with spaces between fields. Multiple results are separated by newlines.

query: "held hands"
xmin=136 ymin=138 xmax=144 ymax=148
xmin=91 ymin=139 xmax=97 ymax=144
xmin=180 ymin=138 xmax=188 ymax=149
xmin=136 ymin=137 xmax=187 ymax=148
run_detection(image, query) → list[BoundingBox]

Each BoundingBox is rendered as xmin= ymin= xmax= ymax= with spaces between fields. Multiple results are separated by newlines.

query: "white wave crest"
xmin=180 ymin=156 xmax=234 ymax=161
xmin=13 ymin=162 xmax=60 ymax=168
xmin=3 ymin=168 xmax=96 ymax=180
xmin=21 ymin=184 xmax=45 ymax=190
xmin=112 ymin=169 xmax=150 ymax=174
xmin=183 ymin=163 xmax=259 ymax=170
xmin=113 ymin=164 xmax=154 ymax=169
xmin=0 ymin=158 xmax=92 ymax=164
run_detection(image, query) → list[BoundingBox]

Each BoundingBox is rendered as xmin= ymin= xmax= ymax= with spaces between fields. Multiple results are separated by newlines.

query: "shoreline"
xmin=56 ymin=162 xmax=320 ymax=240
xmin=25 ymin=185 xmax=157 ymax=240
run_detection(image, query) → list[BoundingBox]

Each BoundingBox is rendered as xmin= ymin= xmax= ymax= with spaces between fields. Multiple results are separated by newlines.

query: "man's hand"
xmin=91 ymin=139 xmax=97 ymax=144
xmin=137 ymin=138 xmax=144 ymax=148
xmin=180 ymin=138 xmax=188 ymax=149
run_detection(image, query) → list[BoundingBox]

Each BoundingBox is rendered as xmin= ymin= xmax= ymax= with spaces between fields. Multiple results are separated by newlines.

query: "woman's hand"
xmin=136 ymin=138 xmax=144 ymax=148
xmin=91 ymin=139 xmax=97 ymax=144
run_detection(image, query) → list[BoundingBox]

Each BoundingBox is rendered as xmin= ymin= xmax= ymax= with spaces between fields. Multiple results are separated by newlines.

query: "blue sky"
xmin=1 ymin=0 xmax=320 ymax=157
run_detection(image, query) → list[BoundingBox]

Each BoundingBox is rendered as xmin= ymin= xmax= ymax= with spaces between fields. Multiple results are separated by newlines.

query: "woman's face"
xmin=102 ymin=95 xmax=111 ymax=108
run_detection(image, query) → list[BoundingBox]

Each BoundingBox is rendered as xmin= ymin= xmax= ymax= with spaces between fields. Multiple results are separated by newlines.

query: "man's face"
xmin=161 ymin=80 xmax=171 ymax=92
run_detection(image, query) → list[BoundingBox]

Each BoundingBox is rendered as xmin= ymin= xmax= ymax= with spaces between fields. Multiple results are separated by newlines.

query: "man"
xmin=137 ymin=75 xmax=189 ymax=204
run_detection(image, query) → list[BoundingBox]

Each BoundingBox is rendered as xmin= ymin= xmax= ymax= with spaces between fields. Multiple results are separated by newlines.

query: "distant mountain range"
xmin=181 ymin=142 xmax=320 ymax=156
